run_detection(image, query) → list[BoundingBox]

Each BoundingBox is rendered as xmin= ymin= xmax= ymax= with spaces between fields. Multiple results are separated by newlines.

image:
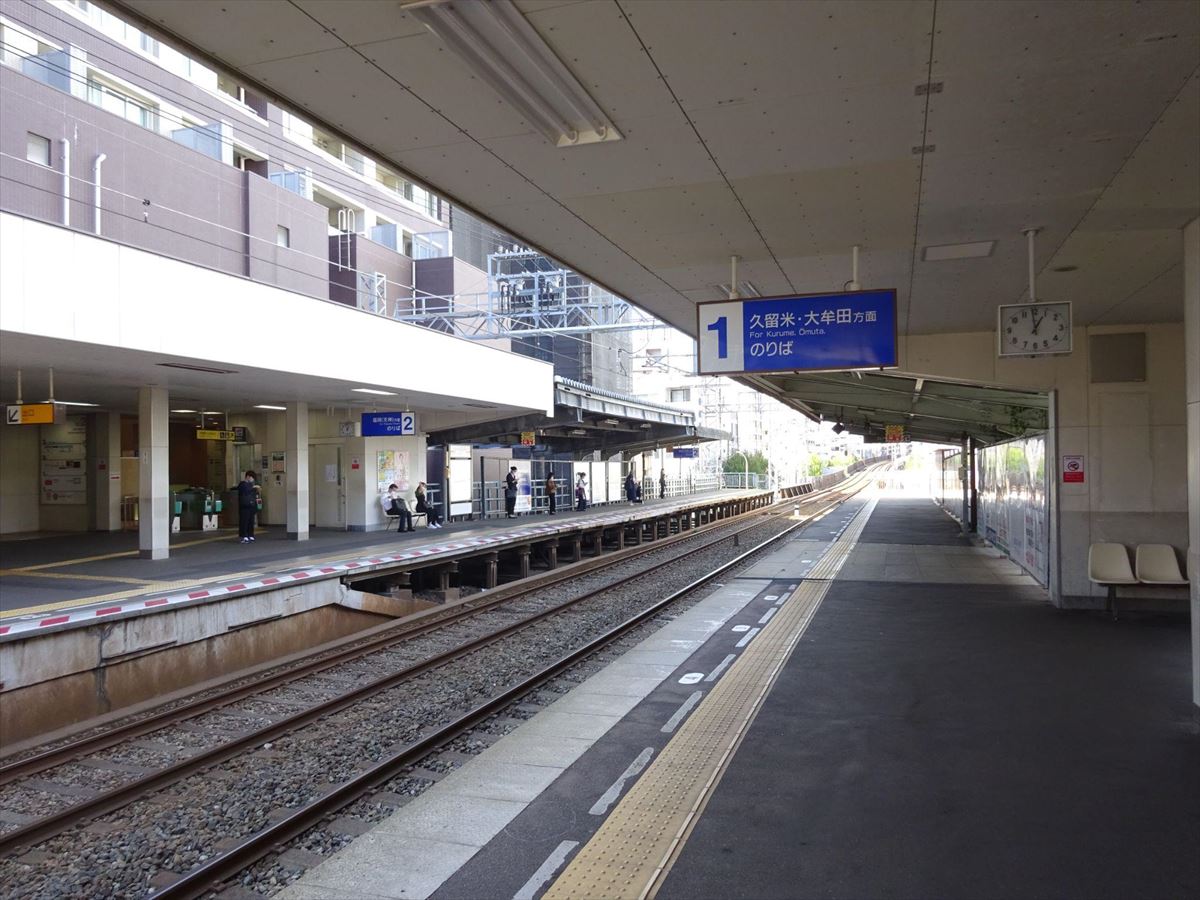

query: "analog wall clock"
xmin=997 ymin=301 xmax=1072 ymax=357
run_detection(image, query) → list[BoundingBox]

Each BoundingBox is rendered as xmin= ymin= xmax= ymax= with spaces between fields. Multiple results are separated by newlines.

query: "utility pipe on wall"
xmin=92 ymin=153 xmax=107 ymax=235
xmin=60 ymin=138 xmax=70 ymax=227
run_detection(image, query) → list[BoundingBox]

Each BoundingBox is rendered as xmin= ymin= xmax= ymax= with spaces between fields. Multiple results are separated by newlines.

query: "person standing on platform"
xmin=575 ymin=473 xmax=588 ymax=511
xmin=625 ymin=470 xmax=638 ymax=504
xmin=415 ymin=481 xmax=443 ymax=528
xmin=237 ymin=470 xmax=259 ymax=543
xmin=381 ymin=483 xmax=413 ymax=532
xmin=660 ymin=469 xmax=667 ymax=499
xmin=505 ymin=466 xmax=518 ymax=518
xmin=546 ymin=472 xmax=557 ymax=515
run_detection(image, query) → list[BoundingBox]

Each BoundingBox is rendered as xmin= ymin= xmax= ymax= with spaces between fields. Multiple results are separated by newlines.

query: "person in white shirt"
xmin=381 ymin=484 xmax=413 ymax=532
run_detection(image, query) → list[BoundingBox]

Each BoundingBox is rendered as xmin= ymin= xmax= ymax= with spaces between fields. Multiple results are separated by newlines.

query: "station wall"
xmin=903 ymin=323 xmax=1187 ymax=605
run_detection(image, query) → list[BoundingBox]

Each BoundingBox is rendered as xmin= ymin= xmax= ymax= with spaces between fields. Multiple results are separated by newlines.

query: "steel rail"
xmin=0 ymin=488 xmax=792 ymax=784
xmin=157 ymin=478 xmax=874 ymax=899
xmin=0 ymin=474 xmax=875 ymax=857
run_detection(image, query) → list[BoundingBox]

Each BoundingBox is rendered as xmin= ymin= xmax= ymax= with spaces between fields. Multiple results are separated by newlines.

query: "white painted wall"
xmin=903 ymin=323 xmax=1187 ymax=604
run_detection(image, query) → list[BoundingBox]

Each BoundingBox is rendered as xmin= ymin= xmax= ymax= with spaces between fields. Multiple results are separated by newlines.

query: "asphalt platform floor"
xmin=656 ymin=499 xmax=1199 ymax=900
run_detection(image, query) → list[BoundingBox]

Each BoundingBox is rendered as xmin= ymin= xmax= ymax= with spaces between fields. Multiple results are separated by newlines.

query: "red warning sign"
xmin=1062 ymin=455 xmax=1085 ymax=483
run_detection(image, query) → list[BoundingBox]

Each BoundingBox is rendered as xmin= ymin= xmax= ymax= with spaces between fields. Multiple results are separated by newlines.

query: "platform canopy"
xmin=738 ymin=371 xmax=1047 ymax=447
xmin=111 ymin=0 xmax=1198 ymax=433
xmin=427 ymin=377 xmax=728 ymax=457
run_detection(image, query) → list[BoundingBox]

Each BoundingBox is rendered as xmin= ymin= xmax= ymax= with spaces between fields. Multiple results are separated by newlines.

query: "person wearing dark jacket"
xmin=660 ymin=469 xmax=667 ymax=499
xmin=625 ymin=471 xmax=638 ymax=504
xmin=236 ymin=470 xmax=259 ymax=543
xmin=505 ymin=466 xmax=518 ymax=518
xmin=415 ymin=482 xmax=443 ymax=528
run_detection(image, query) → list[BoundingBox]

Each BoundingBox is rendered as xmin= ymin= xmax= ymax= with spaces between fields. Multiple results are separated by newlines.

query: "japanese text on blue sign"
xmin=696 ymin=289 xmax=897 ymax=375
xmin=361 ymin=411 xmax=417 ymax=437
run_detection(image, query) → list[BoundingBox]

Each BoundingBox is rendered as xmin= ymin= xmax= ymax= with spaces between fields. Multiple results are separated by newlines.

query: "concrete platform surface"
xmin=0 ymin=489 xmax=753 ymax=625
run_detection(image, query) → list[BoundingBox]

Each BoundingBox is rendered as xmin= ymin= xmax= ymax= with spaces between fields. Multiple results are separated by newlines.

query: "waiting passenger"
xmin=414 ymin=481 xmax=443 ymax=528
xmin=381 ymin=484 xmax=413 ymax=532
xmin=660 ymin=469 xmax=667 ymax=499
xmin=236 ymin=470 xmax=259 ymax=544
xmin=576 ymin=474 xmax=588 ymax=511
xmin=625 ymin=471 xmax=638 ymax=504
xmin=546 ymin=472 xmax=557 ymax=515
xmin=505 ymin=466 xmax=518 ymax=518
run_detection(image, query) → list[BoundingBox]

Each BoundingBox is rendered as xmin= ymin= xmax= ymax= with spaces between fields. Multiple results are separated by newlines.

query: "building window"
xmin=26 ymin=132 xmax=51 ymax=167
xmin=276 ymin=225 xmax=290 ymax=248
xmin=669 ymin=388 xmax=691 ymax=403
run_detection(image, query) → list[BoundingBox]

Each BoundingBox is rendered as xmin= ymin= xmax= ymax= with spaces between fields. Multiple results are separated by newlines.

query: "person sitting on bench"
xmin=415 ymin=481 xmax=443 ymax=528
xmin=381 ymin=483 xmax=413 ymax=532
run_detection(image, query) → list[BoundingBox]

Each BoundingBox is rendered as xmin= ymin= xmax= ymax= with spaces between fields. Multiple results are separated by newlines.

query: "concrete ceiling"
xmin=110 ymin=0 xmax=1199 ymax=343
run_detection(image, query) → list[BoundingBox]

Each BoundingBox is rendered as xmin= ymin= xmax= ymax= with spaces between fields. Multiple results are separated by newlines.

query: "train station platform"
xmin=277 ymin=491 xmax=1199 ymax=900
xmin=0 ymin=488 xmax=766 ymax=635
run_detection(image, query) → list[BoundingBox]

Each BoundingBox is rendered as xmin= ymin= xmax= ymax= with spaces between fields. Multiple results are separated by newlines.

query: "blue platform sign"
xmin=672 ymin=447 xmax=699 ymax=459
xmin=696 ymin=289 xmax=897 ymax=375
xmin=361 ymin=411 xmax=417 ymax=436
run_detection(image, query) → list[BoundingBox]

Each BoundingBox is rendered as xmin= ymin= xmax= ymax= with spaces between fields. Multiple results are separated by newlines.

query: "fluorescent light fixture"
xmin=715 ymin=281 xmax=761 ymax=299
xmin=46 ymin=400 xmax=98 ymax=407
xmin=255 ymin=404 xmax=287 ymax=411
xmin=352 ymin=388 xmax=397 ymax=396
xmin=201 ymin=411 xmax=221 ymax=415
xmin=600 ymin=418 xmax=620 ymax=425
xmin=171 ymin=409 xmax=197 ymax=414
xmin=922 ymin=241 xmax=995 ymax=261
xmin=157 ymin=362 xmax=237 ymax=374
xmin=409 ymin=0 xmax=621 ymax=148
xmin=568 ymin=428 xmax=588 ymax=436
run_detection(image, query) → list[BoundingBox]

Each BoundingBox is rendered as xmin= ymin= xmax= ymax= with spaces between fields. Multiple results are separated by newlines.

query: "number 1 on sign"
xmin=707 ymin=316 xmax=728 ymax=359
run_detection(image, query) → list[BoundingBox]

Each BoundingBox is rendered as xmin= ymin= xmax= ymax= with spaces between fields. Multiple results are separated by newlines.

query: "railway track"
xmin=0 ymin=469 xmax=879 ymax=898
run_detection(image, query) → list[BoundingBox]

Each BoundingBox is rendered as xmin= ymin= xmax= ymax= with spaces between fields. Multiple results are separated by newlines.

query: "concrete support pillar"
xmin=286 ymin=402 xmax=309 ymax=540
xmin=616 ymin=525 xmax=625 ymax=549
xmin=484 ymin=552 xmax=498 ymax=589
xmin=544 ymin=541 xmax=558 ymax=569
xmin=517 ymin=546 xmax=531 ymax=580
xmin=93 ymin=411 xmax=122 ymax=531
xmin=571 ymin=534 xmax=583 ymax=560
xmin=1183 ymin=216 xmax=1199 ymax=710
xmin=137 ymin=386 xmax=168 ymax=560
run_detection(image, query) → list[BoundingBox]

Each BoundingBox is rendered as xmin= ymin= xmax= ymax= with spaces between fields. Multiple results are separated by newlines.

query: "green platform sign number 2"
xmin=707 ymin=316 xmax=728 ymax=358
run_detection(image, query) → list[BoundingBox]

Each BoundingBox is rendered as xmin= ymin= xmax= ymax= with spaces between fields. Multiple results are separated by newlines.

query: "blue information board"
xmin=361 ymin=411 xmax=417 ymax=436
xmin=672 ymin=447 xmax=699 ymax=459
xmin=696 ymin=289 xmax=897 ymax=375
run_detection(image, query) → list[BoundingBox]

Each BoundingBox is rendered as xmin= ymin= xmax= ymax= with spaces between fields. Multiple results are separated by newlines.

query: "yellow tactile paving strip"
xmin=544 ymin=498 xmax=877 ymax=900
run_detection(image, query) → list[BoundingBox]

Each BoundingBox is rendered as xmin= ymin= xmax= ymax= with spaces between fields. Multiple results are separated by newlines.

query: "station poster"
xmin=376 ymin=450 xmax=410 ymax=494
xmin=513 ymin=460 xmax=532 ymax=513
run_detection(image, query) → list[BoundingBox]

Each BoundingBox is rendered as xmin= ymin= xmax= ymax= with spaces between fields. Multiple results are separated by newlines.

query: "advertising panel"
xmin=376 ymin=450 xmax=410 ymax=494
xmin=514 ymin=460 xmax=532 ymax=513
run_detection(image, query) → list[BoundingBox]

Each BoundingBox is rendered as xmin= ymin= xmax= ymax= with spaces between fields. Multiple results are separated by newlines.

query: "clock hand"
xmin=1031 ymin=311 xmax=1044 ymax=335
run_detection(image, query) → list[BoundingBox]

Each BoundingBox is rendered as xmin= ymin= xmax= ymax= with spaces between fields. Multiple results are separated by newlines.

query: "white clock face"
xmin=998 ymin=302 xmax=1072 ymax=357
